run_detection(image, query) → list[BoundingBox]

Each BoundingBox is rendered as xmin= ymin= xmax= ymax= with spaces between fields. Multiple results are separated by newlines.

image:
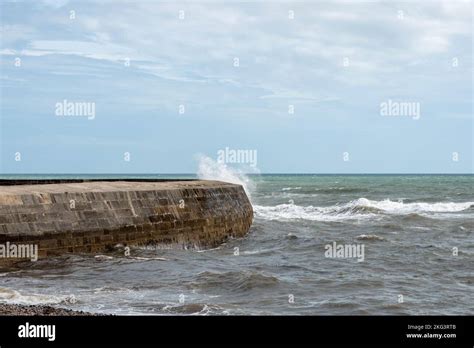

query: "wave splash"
xmin=196 ymin=154 xmax=256 ymax=199
xmin=254 ymin=198 xmax=473 ymax=221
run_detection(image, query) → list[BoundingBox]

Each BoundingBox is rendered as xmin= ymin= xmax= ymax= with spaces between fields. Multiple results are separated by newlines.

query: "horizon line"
xmin=1 ymin=173 xmax=473 ymax=176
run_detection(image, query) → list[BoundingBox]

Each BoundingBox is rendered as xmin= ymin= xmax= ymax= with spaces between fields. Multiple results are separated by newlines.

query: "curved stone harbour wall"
xmin=0 ymin=180 xmax=253 ymax=259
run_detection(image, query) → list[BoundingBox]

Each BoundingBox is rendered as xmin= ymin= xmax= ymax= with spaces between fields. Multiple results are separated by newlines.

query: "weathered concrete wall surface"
xmin=0 ymin=180 xmax=253 ymax=258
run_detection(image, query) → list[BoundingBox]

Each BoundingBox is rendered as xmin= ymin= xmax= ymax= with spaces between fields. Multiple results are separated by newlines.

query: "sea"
xmin=0 ymin=168 xmax=473 ymax=315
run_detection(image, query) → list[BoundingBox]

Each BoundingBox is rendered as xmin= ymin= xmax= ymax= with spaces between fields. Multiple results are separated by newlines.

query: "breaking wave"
xmin=254 ymin=198 xmax=473 ymax=221
xmin=354 ymin=198 xmax=473 ymax=213
xmin=0 ymin=287 xmax=74 ymax=306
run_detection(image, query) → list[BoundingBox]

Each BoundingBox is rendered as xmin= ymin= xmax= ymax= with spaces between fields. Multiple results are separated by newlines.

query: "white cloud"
xmin=27 ymin=39 xmax=148 ymax=62
xmin=1 ymin=0 xmax=472 ymax=105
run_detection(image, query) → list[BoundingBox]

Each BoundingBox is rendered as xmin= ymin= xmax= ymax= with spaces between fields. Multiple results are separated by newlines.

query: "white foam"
xmin=0 ymin=287 xmax=68 ymax=305
xmin=254 ymin=203 xmax=376 ymax=222
xmin=254 ymin=198 xmax=473 ymax=221
xmin=355 ymin=198 xmax=473 ymax=213
xmin=281 ymin=187 xmax=302 ymax=191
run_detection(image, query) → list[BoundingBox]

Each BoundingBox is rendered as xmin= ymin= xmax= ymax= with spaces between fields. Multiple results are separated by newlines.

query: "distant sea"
xmin=0 ymin=173 xmax=473 ymax=315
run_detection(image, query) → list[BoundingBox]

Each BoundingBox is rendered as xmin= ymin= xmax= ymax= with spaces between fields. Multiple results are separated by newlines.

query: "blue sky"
xmin=0 ymin=0 xmax=472 ymax=174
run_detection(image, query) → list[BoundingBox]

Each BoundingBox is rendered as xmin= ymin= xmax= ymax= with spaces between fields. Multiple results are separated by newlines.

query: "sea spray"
xmin=196 ymin=155 xmax=257 ymax=200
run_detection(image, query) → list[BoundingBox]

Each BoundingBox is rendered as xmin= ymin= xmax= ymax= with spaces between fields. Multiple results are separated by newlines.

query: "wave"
xmin=92 ymin=286 xmax=134 ymax=294
xmin=355 ymin=198 xmax=473 ymax=213
xmin=193 ymin=270 xmax=279 ymax=292
xmin=254 ymin=203 xmax=377 ymax=222
xmin=254 ymin=198 xmax=473 ymax=221
xmin=162 ymin=303 xmax=225 ymax=315
xmin=0 ymin=287 xmax=74 ymax=306
xmin=280 ymin=187 xmax=368 ymax=194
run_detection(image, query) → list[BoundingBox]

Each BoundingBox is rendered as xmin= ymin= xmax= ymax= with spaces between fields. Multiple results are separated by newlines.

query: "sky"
xmin=0 ymin=0 xmax=472 ymax=174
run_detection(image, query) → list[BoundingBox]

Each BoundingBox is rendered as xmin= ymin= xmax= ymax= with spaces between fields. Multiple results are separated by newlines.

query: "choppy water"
xmin=0 ymin=174 xmax=473 ymax=315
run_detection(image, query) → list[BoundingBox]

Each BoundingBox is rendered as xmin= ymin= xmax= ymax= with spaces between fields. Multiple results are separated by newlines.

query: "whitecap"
xmin=254 ymin=198 xmax=473 ymax=221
